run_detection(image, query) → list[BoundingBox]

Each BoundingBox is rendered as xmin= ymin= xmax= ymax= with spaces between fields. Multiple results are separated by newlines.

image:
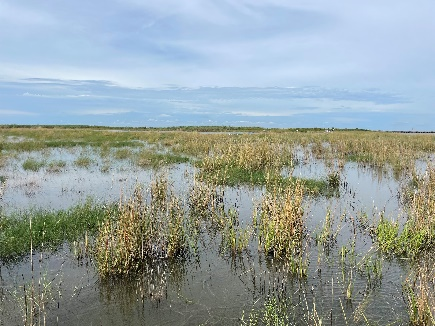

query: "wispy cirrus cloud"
xmin=0 ymin=109 xmax=37 ymax=116
xmin=72 ymin=108 xmax=137 ymax=116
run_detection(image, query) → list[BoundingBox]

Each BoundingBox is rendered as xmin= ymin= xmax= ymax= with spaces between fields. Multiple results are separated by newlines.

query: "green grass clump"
xmin=114 ymin=148 xmax=133 ymax=160
xmin=22 ymin=158 xmax=45 ymax=171
xmin=74 ymin=155 xmax=93 ymax=168
xmin=0 ymin=201 xmax=111 ymax=261
xmin=47 ymin=160 xmax=67 ymax=172
xmin=135 ymin=149 xmax=189 ymax=168
xmin=299 ymin=176 xmax=339 ymax=197
xmin=374 ymin=217 xmax=400 ymax=254
xmin=375 ymin=217 xmax=433 ymax=259
xmin=241 ymin=297 xmax=290 ymax=326
xmin=198 ymin=165 xmax=274 ymax=186
xmin=198 ymin=164 xmax=336 ymax=197
xmin=375 ymin=166 xmax=435 ymax=259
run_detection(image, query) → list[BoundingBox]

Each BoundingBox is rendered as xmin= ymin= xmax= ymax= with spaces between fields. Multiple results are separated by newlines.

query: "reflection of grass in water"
xmin=11 ymin=250 xmax=60 ymax=326
xmin=99 ymin=257 xmax=187 ymax=310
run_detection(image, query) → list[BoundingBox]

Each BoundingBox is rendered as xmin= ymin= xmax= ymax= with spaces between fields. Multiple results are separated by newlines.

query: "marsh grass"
xmin=375 ymin=165 xmax=435 ymax=259
xmin=0 ymin=201 xmax=110 ymax=260
xmin=187 ymin=178 xmax=252 ymax=256
xmin=1 ymin=127 xmax=144 ymax=151
xmin=240 ymin=291 xmax=327 ymax=326
xmin=404 ymin=261 xmax=435 ymax=325
xmin=0 ymin=175 xmax=5 ymax=197
xmin=74 ymin=155 xmax=93 ymax=168
xmin=188 ymin=179 xmax=219 ymax=221
xmin=327 ymin=171 xmax=341 ymax=189
xmin=356 ymin=251 xmax=383 ymax=287
xmin=3 ymin=127 xmax=435 ymax=175
xmin=135 ymin=149 xmax=189 ymax=168
xmin=22 ymin=158 xmax=45 ymax=172
xmin=199 ymin=163 xmax=337 ymax=198
xmin=199 ymin=139 xmax=293 ymax=184
xmin=314 ymin=210 xmax=342 ymax=251
xmin=4 ymin=127 xmax=435 ymax=323
xmin=47 ymin=160 xmax=66 ymax=173
xmin=14 ymin=252 xmax=57 ymax=326
xmin=114 ymin=148 xmax=133 ymax=160
xmin=199 ymin=165 xmax=272 ymax=186
xmin=219 ymin=208 xmax=251 ymax=256
xmin=0 ymin=153 xmax=7 ymax=168
xmin=240 ymin=296 xmax=291 ymax=326
xmin=94 ymin=176 xmax=195 ymax=277
xmin=255 ymin=179 xmax=308 ymax=277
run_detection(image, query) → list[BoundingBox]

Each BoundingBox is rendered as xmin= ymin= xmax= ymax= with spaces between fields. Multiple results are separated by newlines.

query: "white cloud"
xmin=72 ymin=109 xmax=136 ymax=116
xmin=0 ymin=109 xmax=37 ymax=116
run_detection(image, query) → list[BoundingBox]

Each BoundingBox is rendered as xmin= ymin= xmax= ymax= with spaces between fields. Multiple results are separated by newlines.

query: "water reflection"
xmin=99 ymin=257 xmax=188 ymax=313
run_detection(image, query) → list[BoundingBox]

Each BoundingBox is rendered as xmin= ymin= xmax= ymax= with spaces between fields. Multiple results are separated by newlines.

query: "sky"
xmin=1 ymin=1 xmax=434 ymax=130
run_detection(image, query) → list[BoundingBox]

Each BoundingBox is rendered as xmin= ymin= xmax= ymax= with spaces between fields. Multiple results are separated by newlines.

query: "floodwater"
xmin=0 ymin=147 xmax=416 ymax=325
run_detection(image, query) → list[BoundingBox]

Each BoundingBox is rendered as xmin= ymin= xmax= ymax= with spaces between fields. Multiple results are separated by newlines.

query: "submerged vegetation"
xmin=1 ymin=125 xmax=435 ymax=325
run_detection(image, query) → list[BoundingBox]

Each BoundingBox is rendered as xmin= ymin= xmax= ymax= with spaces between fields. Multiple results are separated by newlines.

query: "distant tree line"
xmin=0 ymin=124 xmax=372 ymax=132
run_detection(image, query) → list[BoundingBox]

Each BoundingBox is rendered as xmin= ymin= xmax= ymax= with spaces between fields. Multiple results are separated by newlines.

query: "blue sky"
xmin=1 ymin=1 xmax=434 ymax=130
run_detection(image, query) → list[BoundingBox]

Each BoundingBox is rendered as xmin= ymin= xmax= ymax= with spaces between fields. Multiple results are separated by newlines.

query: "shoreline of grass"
xmin=0 ymin=201 xmax=115 ymax=261
xmin=198 ymin=165 xmax=339 ymax=196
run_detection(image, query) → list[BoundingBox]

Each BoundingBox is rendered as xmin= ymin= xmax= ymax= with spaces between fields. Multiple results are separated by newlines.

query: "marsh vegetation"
xmin=1 ymin=126 xmax=435 ymax=325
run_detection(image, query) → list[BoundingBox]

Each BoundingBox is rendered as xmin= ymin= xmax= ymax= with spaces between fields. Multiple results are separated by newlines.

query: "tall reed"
xmin=404 ymin=261 xmax=435 ymax=325
xmin=256 ymin=179 xmax=308 ymax=277
xmin=94 ymin=176 xmax=192 ymax=277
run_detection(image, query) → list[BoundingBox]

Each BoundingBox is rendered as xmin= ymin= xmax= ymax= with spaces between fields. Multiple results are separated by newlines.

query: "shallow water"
xmin=0 ymin=148 xmax=417 ymax=325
